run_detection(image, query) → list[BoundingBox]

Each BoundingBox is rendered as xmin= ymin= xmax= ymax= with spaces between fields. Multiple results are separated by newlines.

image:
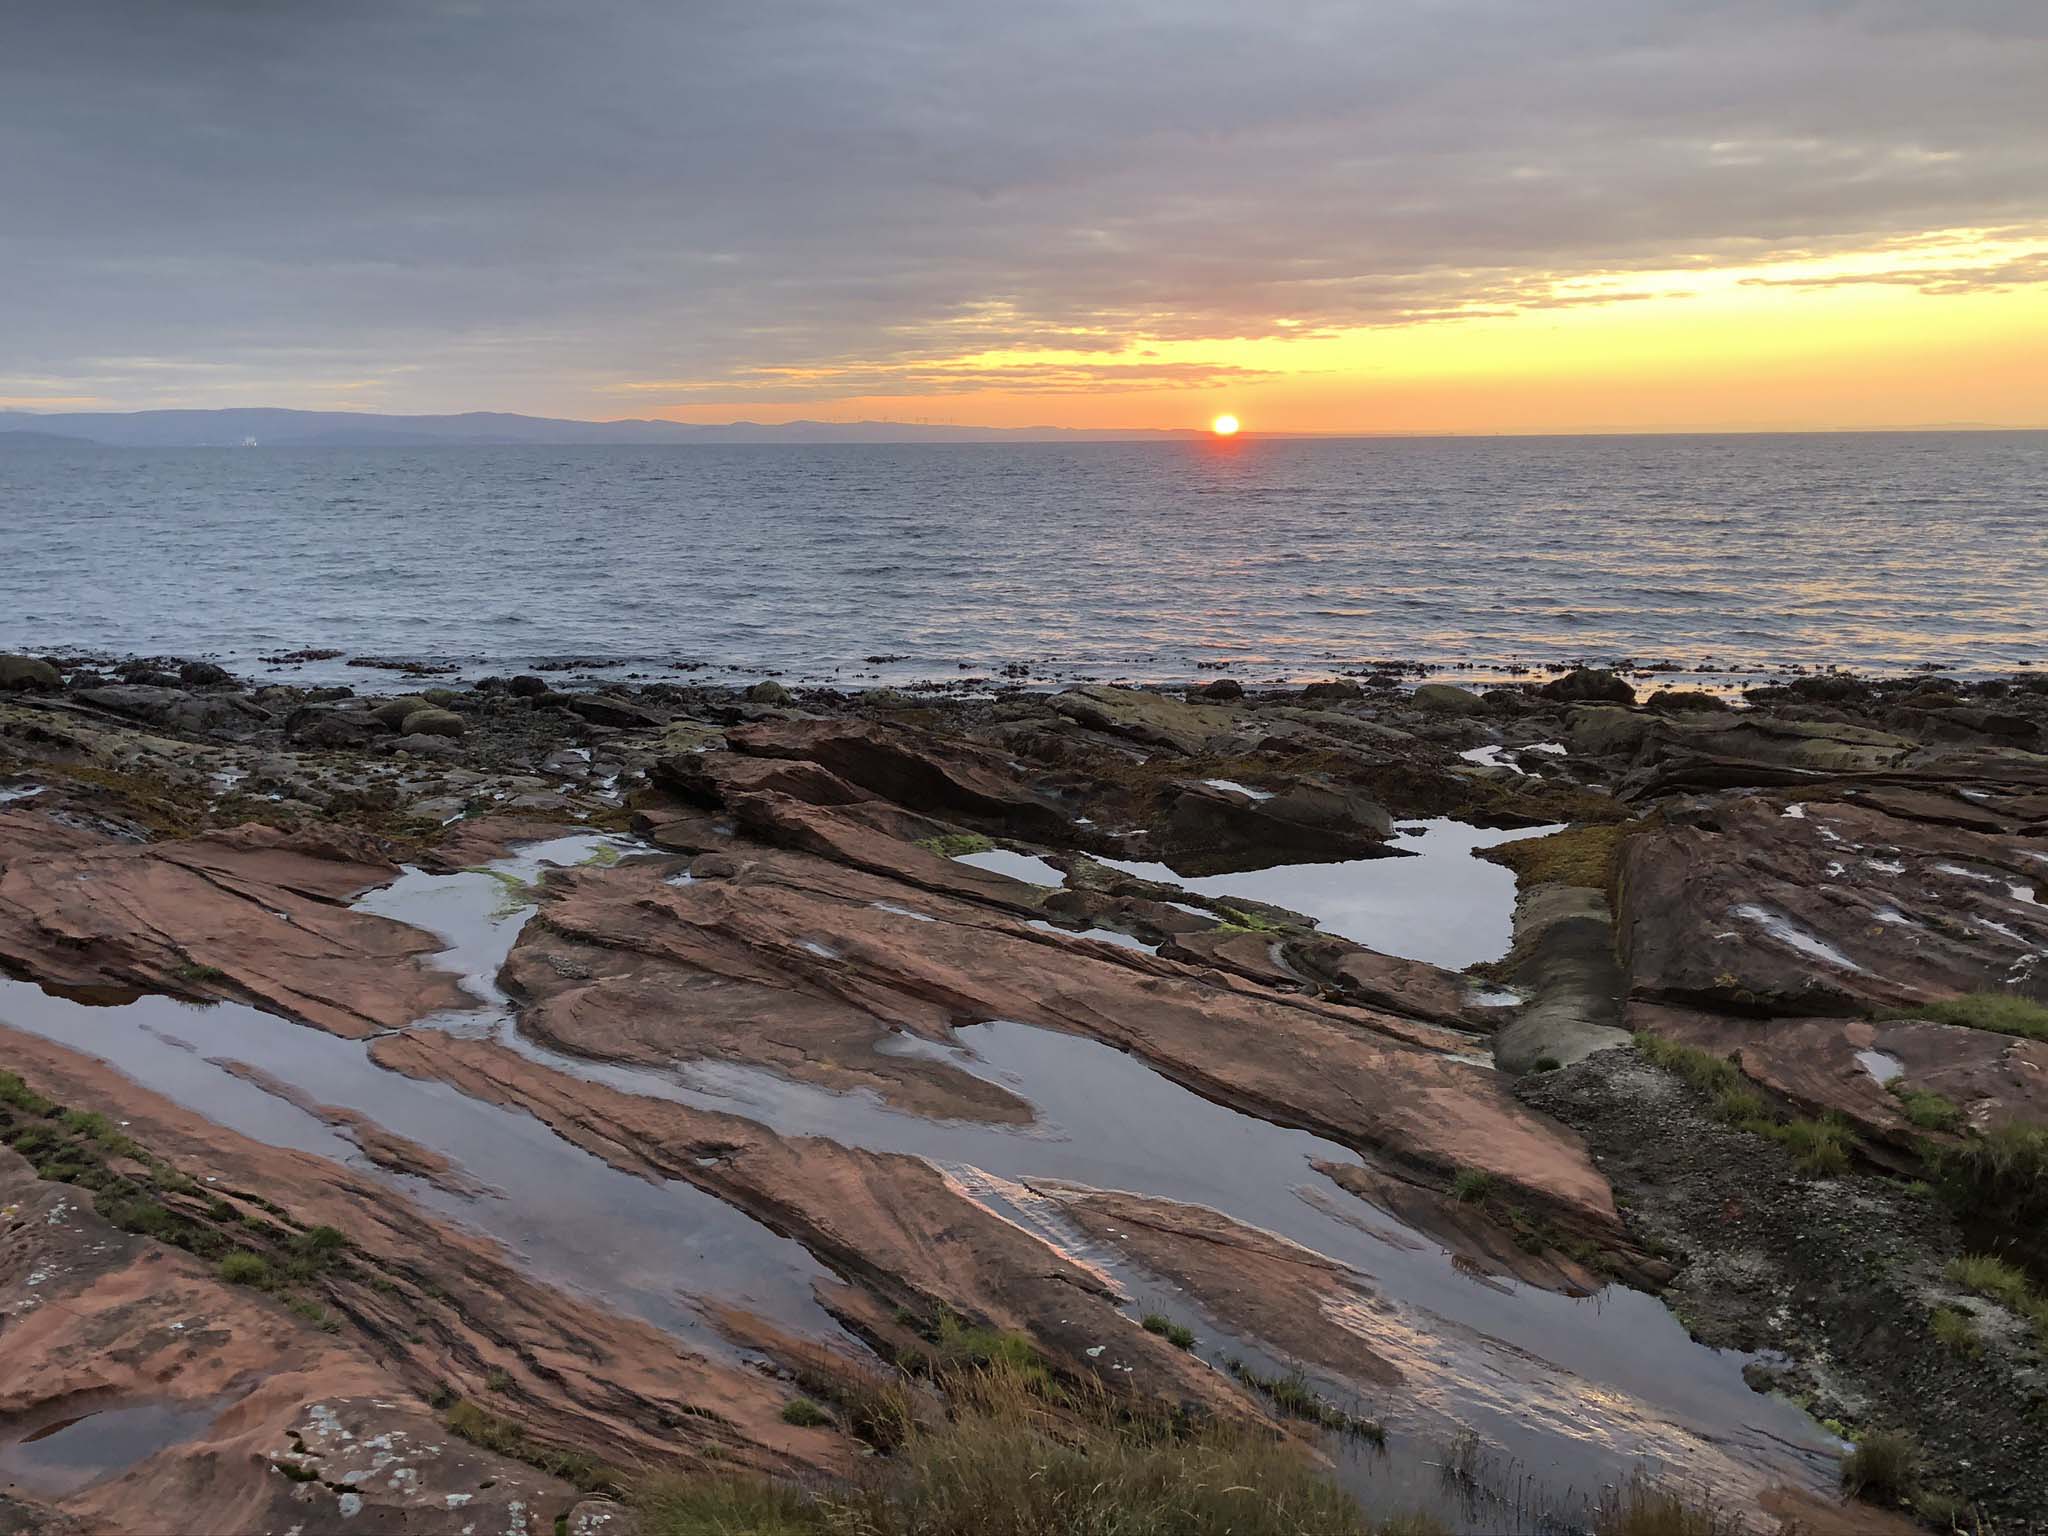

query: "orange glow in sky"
xmin=630 ymin=229 xmax=2048 ymax=435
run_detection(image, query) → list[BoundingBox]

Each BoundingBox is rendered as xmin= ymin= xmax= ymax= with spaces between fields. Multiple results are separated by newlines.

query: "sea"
xmin=5 ymin=430 xmax=2044 ymax=689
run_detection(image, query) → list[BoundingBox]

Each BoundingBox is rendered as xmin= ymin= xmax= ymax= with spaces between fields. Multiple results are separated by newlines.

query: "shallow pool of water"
xmin=1093 ymin=819 xmax=1558 ymax=969
xmin=0 ymin=1400 xmax=219 ymax=1497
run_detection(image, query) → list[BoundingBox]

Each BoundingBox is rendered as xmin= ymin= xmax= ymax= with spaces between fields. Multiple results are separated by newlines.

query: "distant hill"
xmin=0 ymin=408 xmax=1203 ymax=447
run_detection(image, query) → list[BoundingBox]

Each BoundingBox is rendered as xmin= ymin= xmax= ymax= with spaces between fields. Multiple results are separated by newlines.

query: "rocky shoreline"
xmin=2 ymin=649 xmax=2045 ymax=1533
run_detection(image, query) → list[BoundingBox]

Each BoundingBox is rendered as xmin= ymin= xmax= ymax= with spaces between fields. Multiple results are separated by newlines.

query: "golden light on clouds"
xmin=637 ymin=228 xmax=2048 ymax=434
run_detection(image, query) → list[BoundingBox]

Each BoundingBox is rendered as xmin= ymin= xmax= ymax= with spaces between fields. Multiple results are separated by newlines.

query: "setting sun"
xmin=1211 ymin=414 xmax=1240 ymax=436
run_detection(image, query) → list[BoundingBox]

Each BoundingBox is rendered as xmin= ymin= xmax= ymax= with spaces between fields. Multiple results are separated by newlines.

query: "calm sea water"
xmin=5 ymin=432 xmax=2044 ymax=687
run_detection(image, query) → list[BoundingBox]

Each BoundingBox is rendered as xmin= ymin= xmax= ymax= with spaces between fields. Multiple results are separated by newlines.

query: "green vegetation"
xmin=1593 ymin=1476 xmax=1744 ymax=1536
xmin=916 ymin=832 xmax=995 ymax=858
xmin=1450 ymin=1168 xmax=1495 ymax=1203
xmin=1840 ymin=1428 xmax=1921 ymax=1503
xmin=1884 ymin=991 xmax=2048 ymax=1041
xmin=445 ymin=1400 xmax=611 ymax=1492
xmin=1532 ymin=1056 xmax=1563 ymax=1072
xmin=1141 ymin=1313 xmax=1196 ymax=1350
xmin=218 ymin=1250 xmax=273 ymax=1288
xmin=1765 ymin=1115 xmax=1856 ymax=1176
xmin=1479 ymin=821 xmax=1632 ymax=892
xmin=1946 ymin=1252 xmax=2030 ymax=1309
xmin=175 ymin=960 xmax=229 ymax=984
xmin=640 ymin=1362 xmax=1411 ymax=1536
xmin=1223 ymin=1360 xmax=1385 ymax=1446
xmin=1214 ymin=905 xmax=1282 ymax=934
xmin=485 ymin=1367 xmax=515 ymax=1392
xmin=1935 ymin=1121 xmax=2048 ymax=1221
xmin=1930 ymin=1305 xmax=1981 ymax=1357
xmin=1633 ymin=1035 xmax=1861 ymax=1175
xmin=0 ymin=1071 xmax=53 ymax=1114
xmin=1888 ymin=1080 xmax=1963 ymax=1133
xmin=1634 ymin=1033 xmax=1743 ymax=1096
xmin=1944 ymin=1252 xmax=2048 ymax=1351
xmin=780 ymin=1398 xmax=832 ymax=1428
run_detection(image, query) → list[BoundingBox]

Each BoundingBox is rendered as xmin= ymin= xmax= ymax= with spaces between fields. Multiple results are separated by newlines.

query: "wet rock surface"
xmin=2 ymin=656 xmax=2047 ymax=1531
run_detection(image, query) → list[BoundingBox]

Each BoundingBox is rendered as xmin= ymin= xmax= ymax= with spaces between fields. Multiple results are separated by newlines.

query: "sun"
xmin=1210 ymin=414 xmax=1241 ymax=436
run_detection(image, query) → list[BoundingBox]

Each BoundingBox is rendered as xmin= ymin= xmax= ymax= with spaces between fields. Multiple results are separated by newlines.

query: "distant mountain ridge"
xmin=0 ymin=407 xmax=1204 ymax=447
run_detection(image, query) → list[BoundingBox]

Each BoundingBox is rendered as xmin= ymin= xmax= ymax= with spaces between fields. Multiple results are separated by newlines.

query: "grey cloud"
xmin=2 ymin=0 xmax=2044 ymax=411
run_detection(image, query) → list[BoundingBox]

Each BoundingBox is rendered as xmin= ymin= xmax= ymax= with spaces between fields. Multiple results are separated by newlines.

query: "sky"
xmin=3 ymin=0 xmax=2045 ymax=434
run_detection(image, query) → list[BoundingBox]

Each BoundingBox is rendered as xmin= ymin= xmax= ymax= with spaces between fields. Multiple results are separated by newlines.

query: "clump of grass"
xmin=637 ymin=1474 xmax=823 ymax=1536
xmin=175 ymin=961 xmax=229 ymax=984
xmin=1594 ymin=1475 xmax=1743 ymax=1536
xmin=1930 ymin=1305 xmax=1981 ymax=1357
xmin=1214 ymin=905 xmax=1282 ymax=934
xmin=1450 ymin=1168 xmax=1494 ymax=1203
xmin=1935 ymin=1122 xmax=2048 ymax=1221
xmin=1479 ymin=822 xmax=1630 ymax=891
xmin=445 ymin=1400 xmax=610 ymax=1492
xmin=1766 ymin=1115 xmax=1857 ymax=1176
xmin=0 ymin=1071 xmax=53 ymax=1114
xmin=916 ymin=832 xmax=995 ymax=858
xmin=925 ymin=1313 xmax=1048 ymax=1386
xmin=217 ymin=1250 xmax=273 ymax=1288
xmin=781 ymin=1398 xmax=832 ymax=1428
xmin=1841 ymin=1428 xmax=1921 ymax=1502
xmin=1946 ymin=1252 xmax=2031 ymax=1309
xmin=1532 ymin=1056 xmax=1563 ymax=1072
xmin=1224 ymin=1360 xmax=1385 ymax=1446
xmin=485 ymin=1367 xmax=515 ymax=1392
xmin=1634 ymin=1033 xmax=1742 ymax=1096
xmin=1711 ymin=1085 xmax=1768 ymax=1124
xmin=1141 ymin=1313 xmax=1196 ymax=1350
xmin=780 ymin=1339 xmax=921 ymax=1452
xmin=1889 ymin=1080 xmax=1963 ymax=1133
xmin=1887 ymin=991 xmax=2048 ymax=1041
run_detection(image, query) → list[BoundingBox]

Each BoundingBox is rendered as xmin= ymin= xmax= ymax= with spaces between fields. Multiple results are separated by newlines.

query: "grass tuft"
xmin=916 ymin=832 xmax=996 ymax=858
xmin=1888 ymin=1080 xmax=1963 ymax=1133
xmin=217 ymin=1250 xmax=273 ymax=1288
xmin=1140 ymin=1313 xmax=1196 ymax=1350
xmin=1449 ymin=1167 xmax=1495 ymax=1203
xmin=1766 ymin=1115 xmax=1857 ymax=1176
xmin=1841 ymin=1428 xmax=1920 ymax=1503
xmin=1885 ymin=991 xmax=2048 ymax=1041
xmin=1224 ymin=1360 xmax=1385 ymax=1446
xmin=1945 ymin=1252 xmax=2031 ymax=1309
xmin=1593 ymin=1475 xmax=1744 ymax=1536
xmin=1930 ymin=1305 xmax=1981 ymax=1357
xmin=1935 ymin=1122 xmax=2048 ymax=1221
xmin=781 ymin=1398 xmax=832 ymax=1428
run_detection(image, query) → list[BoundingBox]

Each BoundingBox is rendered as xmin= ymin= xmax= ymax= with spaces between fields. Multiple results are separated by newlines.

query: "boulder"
xmin=286 ymin=706 xmax=389 ymax=749
xmin=1539 ymin=668 xmax=1636 ymax=705
xmin=369 ymin=695 xmax=434 ymax=728
xmin=0 ymin=654 xmax=60 ymax=691
xmin=1300 ymin=679 xmax=1362 ymax=702
xmin=71 ymin=684 xmax=240 ymax=734
xmin=1568 ymin=705 xmax=1658 ymax=758
xmin=177 ymin=660 xmax=234 ymax=687
xmin=726 ymin=717 xmax=1073 ymax=839
xmin=1052 ymin=685 xmax=1238 ymax=755
xmin=566 ymin=692 xmax=665 ymax=729
xmin=1195 ymin=678 xmax=1244 ymax=702
xmin=1411 ymin=683 xmax=1488 ymax=715
xmin=746 ymin=680 xmax=791 ymax=704
xmin=688 ymin=852 xmax=739 ymax=879
xmin=398 ymin=707 xmax=467 ymax=738
xmin=387 ymin=732 xmax=466 ymax=760
xmin=509 ymin=673 xmax=550 ymax=698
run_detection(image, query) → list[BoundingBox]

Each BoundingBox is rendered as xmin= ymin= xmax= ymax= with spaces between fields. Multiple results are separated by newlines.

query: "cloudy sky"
xmin=4 ymin=0 xmax=2045 ymax=431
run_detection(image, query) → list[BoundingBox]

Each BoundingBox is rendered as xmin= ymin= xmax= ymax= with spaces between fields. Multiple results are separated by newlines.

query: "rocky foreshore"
xmin=2 ymin=649 xmax=2045 ymax=1533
